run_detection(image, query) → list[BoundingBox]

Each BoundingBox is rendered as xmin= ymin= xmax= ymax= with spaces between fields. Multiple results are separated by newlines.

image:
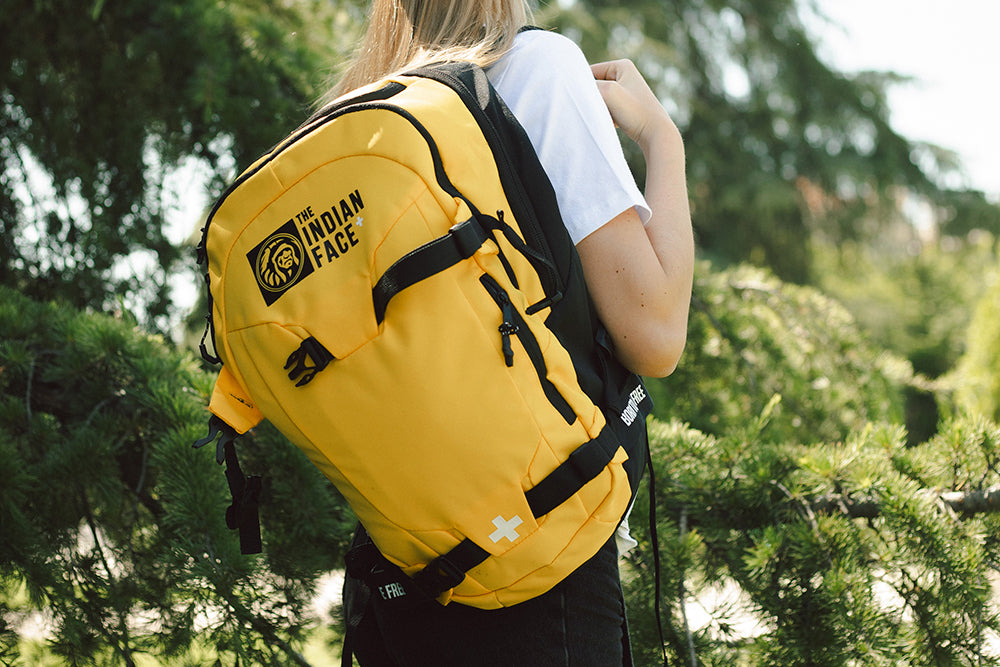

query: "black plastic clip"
xmin=284 ymin=337 xmax=335 ymax=387
xmin=193 ymin=414 xmax=239 ymax=464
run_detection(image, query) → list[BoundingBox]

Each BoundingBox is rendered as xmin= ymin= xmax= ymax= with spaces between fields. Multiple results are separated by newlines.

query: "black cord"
xmin=646 ymin=444 xmax=669 ymax=666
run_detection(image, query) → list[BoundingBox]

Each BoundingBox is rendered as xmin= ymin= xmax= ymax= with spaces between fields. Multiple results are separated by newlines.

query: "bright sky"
xmin=810 ymin=0 xmax=1000 ymax=202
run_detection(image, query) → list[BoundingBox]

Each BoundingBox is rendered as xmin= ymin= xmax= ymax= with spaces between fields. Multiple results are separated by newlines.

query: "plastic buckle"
xmin=193 ymin=414 xmax=239 ymax=465
xmin=284 ymin=337 xmax=335 ymax=387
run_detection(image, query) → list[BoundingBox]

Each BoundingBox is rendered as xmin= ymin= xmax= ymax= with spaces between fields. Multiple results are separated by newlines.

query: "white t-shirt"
xmin=486 ymin=30 xmax=650 ymax=245
xmin=488 ymin=30 xmax=645 ymax=554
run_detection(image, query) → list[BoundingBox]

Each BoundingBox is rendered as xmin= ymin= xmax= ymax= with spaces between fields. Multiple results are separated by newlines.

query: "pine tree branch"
xmin=80 ymin=489 xmax=138 ymax=667
xmin=939 ymin=486 xmax=1000 ymax=515
xmin=203 ymin=538 xmax=314 ymax=667
xmin=811 ymin=485 xmax=1000 ymax=519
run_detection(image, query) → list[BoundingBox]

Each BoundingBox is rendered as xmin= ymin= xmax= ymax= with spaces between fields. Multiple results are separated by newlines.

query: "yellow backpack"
xmin=194 ymin=62 xmax=651 ymax=610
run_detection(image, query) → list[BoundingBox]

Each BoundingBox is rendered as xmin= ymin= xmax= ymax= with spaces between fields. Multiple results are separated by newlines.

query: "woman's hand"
xmin=591 ymin=59 xmax=678 ymax=152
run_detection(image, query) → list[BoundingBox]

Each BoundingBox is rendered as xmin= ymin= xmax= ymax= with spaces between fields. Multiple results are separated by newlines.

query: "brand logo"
xmin=620 ymin=384 xmax=648 ymax=426
xmin=245 ymin=188 xmax=365 ymax=306
xmin=247 ymin=220 xmax=315 ymax=306
xmin=378 ymin=582 xmax=407 ymax=600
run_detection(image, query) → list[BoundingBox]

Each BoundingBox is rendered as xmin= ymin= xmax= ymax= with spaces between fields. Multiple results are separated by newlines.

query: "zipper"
xmin=198 ymin=71 xmax=564 ymax=365
xmin=481 ymin=274 xmax=576 ymax=425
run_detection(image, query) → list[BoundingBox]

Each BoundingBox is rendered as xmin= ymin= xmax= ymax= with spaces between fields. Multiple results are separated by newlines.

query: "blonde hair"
xmin=323 ymin=0 xmax=533 ymax=104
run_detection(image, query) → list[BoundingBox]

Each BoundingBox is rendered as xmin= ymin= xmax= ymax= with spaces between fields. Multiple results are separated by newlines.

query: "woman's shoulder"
xmin=508 ymin=29 xmax=590 ymax=70
xmin=492 ymin=29 xmax=596 ymax=98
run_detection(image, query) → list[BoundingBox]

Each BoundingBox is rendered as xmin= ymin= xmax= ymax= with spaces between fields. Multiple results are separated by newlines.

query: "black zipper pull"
xmin=497 ymin=295 xmax=518 ymax=367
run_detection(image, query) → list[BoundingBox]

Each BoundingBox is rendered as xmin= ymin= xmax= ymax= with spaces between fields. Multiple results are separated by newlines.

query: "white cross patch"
xmin=489 ymin=514 xmax=523 ymax=543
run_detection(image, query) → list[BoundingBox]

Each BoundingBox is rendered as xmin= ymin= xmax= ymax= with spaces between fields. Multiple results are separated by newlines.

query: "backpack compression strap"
xmin=372 ymin=216 xmax=489 ymax=324
xmin=400 ymin=424 xmax=622 ymax=599
xmin=338 ymin=210 xmax=625 ymax=598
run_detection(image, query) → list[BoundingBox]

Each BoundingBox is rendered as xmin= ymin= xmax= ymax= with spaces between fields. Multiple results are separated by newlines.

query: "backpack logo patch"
xmin=620 ymin=384 xmax=649 ymax=426
xmin=246 ymin=190 xmax=366 ymax=306
xmin=247 ymin=220 xmax=315 ymax=305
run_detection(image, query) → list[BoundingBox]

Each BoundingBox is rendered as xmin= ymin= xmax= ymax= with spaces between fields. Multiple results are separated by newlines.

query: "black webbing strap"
xmin=645 ymin=440 xmax=668 ymax=666
xmin=192 ymin=416 xmax=264 ymax=555
xmin=372 ymin=217 xmax=489 ymax=324
xmin=411 ymin=538 xmax=490 ymax=597
xmin=222 ymin=440 xmax=263 ymax=554
xmin=524 ymin=427 xmax=620 ymax=519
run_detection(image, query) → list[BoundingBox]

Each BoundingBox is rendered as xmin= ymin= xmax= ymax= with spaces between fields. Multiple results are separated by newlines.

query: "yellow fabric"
xmin=204 ymin=72 xmax=632 ymax=608
xmin=208 ymin=366 xmax=263 ymax=435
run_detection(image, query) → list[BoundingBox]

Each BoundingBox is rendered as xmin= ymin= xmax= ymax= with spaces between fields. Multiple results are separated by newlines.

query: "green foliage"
xmin=0 ymin=0 xmax=360 ymax=331
xmin=622 ymin=416 xmax=1000 ymax=666
xmin=539 ymin=0 xmax=946 ymax=283
xmin=0 ymin=285 xmax=354 ymax=665
xmin=948 ymin=274 xmax=1000 ymax=422
xmin=647 ymin=263 xmax=910 ymax=444
xmin=939 ymin=189 xmax=1000 ymax=239
xmin=814 ymin=234 xmax=998 ymax=380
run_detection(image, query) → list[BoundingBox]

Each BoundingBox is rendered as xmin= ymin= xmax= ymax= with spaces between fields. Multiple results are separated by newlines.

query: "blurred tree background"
xmin=2 ymin=0 xmax=1000 ymax=664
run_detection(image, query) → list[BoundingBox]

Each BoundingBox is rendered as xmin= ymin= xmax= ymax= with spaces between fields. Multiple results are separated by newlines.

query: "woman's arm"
xmin=578 ymin=59 xmax=694 ymax=378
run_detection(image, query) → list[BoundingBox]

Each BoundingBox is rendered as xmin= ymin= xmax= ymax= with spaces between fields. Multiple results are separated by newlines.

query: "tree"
xmin=624 ymin=415 xmax=1000 ymax=666
xmin=946 ymin=269 xmax=1000 ymax=423
xmin=646 ymin=262 xmax=910 ymax=444
xmin=5 ymin=272 xmax=1000 ymax=665
xmin=0 ymin=0 xmax=360 ymax=333
xmin=0 ymin=284 xmax=356 ymax=665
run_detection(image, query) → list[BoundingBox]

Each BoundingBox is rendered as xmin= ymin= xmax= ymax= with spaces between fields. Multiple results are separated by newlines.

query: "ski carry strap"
xmin=524 ymin=426 xmax=620 ymax=517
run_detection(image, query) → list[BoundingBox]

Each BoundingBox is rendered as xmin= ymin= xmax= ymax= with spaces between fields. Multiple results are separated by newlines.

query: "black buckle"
xmin=285 ymin=337 xmax=335 ymax=386
xmin=193 ymin=414 xmax=239 ymax=464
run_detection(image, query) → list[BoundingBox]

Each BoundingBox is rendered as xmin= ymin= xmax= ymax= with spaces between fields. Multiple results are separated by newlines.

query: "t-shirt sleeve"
xmin=487 ymin=31 xmax=651 ymax=245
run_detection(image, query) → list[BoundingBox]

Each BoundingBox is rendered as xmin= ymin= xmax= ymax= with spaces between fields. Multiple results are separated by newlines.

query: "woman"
xmin=335 ymin=1 xmax=693 ymax=664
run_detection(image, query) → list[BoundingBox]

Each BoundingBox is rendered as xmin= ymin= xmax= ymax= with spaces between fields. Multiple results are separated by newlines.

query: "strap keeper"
xmin=450 ymin=217 xmax=489 ymax=258
xmin=413 ymin=555 xmax=467 ymax=595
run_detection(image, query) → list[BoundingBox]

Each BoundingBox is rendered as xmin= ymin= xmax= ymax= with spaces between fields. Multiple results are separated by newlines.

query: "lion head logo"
xmin=255 ymin=233 xmax=304 ymax=292
xmin=246 ymin=220 xmax=316 ymax=306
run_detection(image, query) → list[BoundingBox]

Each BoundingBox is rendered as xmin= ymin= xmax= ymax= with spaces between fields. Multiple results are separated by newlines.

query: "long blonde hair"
xmin=323 ymin=0 xmax=533 ymax=104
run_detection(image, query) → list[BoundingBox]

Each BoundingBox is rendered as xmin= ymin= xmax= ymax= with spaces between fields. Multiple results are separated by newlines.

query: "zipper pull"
xmin=497 ymin=296 xmax=518 ymax=367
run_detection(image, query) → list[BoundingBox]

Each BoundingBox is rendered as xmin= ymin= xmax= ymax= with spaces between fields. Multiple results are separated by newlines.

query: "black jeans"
xmin=344 ymin=535 xmax=629 ymax=666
